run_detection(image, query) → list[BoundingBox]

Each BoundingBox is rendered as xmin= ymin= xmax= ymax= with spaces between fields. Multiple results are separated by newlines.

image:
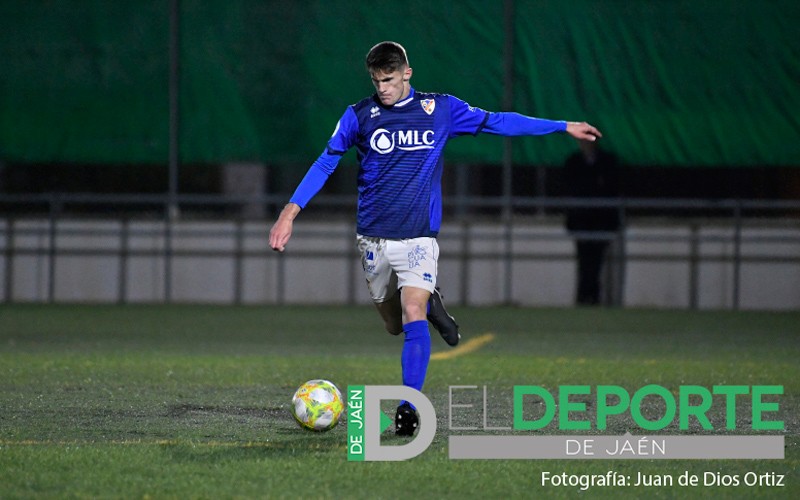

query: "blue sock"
xmin=400 ymin=320 xmax=431 ymax=406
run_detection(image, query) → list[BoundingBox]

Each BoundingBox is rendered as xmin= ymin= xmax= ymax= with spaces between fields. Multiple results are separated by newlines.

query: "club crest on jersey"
xmin=421 ymin=99 xmax=435 ymax=115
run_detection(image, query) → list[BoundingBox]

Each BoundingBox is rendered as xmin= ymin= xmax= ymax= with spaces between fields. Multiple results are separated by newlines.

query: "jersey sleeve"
xmin=482 ymin=112 xmax=567 ymax=136
xmin=327 ymin=106 xmax=359 ymax=153
xmin=447 ymin=95 xmax=567 ymax=137
xmin=447 ymin=95 xmax=491 ymax=137
xmin=289 ymin=107 xmax=359 ymax=208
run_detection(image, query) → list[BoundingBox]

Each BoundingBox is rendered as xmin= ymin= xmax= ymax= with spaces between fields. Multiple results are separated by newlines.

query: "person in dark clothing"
xmin=564 ymin=139 xmax=621 ymax=305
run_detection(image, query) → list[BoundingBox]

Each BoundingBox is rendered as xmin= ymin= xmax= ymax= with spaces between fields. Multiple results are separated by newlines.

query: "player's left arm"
xmin=483 ymin=112 xmax=602 ymax=141
xmin=447 ymin=95 xmax=601 ymax=140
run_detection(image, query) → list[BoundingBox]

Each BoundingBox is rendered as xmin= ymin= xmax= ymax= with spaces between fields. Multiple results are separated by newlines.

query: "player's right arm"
xmin=268 ymin=107 xmax=359 ymax=252
xmin=269 ymin=202 xmax=301 ymax=252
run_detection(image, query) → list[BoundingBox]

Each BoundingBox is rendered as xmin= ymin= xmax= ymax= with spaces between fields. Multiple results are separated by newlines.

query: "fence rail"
xmin=2 ymin=193 xmax=799 ymax=309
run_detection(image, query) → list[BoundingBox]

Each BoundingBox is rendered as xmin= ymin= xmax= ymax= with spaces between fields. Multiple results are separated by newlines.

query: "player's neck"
xmin=393 ymin=87 xmax=414 ymax=107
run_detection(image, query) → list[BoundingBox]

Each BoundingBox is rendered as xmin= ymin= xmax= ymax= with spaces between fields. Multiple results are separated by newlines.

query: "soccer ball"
xmin=290 ymin=379 xmax=344 ymax=432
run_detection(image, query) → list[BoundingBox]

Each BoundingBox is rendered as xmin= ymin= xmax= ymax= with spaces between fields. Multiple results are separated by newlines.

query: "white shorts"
xmin=356 ymin=235 xmax=439 ymax=303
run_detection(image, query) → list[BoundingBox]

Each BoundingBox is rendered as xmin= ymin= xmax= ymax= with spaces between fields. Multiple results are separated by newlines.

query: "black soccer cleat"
xmin=395 ymin=402 xmax=419 ymax=436
xmin=427 ymin=287 xmax=460 ymax=346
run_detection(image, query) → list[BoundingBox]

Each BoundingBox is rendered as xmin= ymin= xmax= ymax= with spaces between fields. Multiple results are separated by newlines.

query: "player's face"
xmin=370 ymin=66 xmax=412 ymax=106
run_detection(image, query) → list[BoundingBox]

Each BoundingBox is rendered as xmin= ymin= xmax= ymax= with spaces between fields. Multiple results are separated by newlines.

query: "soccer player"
xmin=269 ymin=41 xmax=602 ymax=436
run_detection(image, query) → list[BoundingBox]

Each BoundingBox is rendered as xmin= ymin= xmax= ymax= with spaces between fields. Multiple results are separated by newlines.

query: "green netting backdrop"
xmin=1 ymin=0 xmax=798 ymax=166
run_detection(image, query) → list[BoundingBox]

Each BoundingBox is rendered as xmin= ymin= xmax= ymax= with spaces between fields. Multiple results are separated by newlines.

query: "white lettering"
xmin=370 ymin=128 xmax=435 ymax=154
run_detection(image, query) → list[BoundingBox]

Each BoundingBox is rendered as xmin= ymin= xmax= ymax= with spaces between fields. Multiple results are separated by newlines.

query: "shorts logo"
xmin=369 ymin=128 xmax=435 ymax=155
xmin=421 ymin=99 xmax=435 ymax=115
xmin=363 ymin=250 xmax=376 ymax=274
xmin=408 ymin=245 xmax=427 ymax=269
xmin=423 ymin=272 xmax=433 ymax=283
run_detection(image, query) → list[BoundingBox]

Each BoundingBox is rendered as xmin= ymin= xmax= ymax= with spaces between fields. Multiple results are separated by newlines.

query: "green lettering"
xmin=679 ymin=385 xmax=712 ymax=430
xmin=631 ymin=384 xmax=675 ymax=431
xmin=559 ymin=385 xmax=591 ymax=430
xmin=596 ymin=385 xmax=630 ymax=430
xmin=513 ymin=385 xmax=555 ymax=430
xmin=712 ymin=385 xmax=749 ymax=430
xmin=752 ymin=385 xmax=783 ymax=430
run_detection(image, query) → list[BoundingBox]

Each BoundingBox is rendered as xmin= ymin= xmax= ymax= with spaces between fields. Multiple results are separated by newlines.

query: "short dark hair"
xmin=365 ymin=41 xmax=409 ymax=73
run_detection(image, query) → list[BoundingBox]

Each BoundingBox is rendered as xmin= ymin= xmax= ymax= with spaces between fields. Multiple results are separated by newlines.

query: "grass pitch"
xmin=0 ymin=304 xmax=797 ymax=498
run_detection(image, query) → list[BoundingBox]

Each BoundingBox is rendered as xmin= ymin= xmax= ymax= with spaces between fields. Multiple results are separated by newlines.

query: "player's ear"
xmin=403 ymin=66 xmax=413 ymax=82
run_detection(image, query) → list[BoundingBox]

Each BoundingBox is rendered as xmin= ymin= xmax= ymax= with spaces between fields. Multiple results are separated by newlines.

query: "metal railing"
xmin=1 ymin=193 xmax=799 ymax=308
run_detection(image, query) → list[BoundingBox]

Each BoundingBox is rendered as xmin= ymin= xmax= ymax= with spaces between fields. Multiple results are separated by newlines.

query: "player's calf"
xmin=427 ymin=287 xmax=460 ymax=346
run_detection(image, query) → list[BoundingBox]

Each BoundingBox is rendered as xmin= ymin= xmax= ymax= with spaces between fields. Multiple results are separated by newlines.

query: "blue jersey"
xmin=290 ymin=88 xmax=567 ymax=238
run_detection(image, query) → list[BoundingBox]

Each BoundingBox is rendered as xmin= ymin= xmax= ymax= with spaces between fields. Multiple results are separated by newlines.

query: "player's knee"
xmin=402 ymin=301 xmax=427 ymax=322
xmin=385 ymin=320 xmax=403 ymax=336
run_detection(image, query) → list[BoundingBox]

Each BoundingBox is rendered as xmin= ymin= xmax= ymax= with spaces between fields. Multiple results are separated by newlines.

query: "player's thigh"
xmin=385 ymin=237 xmax=438 ymax=294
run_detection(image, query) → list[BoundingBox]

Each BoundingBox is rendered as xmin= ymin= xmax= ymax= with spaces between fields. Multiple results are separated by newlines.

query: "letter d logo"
xmin=347 ymin=385 xmax=436 ymax=461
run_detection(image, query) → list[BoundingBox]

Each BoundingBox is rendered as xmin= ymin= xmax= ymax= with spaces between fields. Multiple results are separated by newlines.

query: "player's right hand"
xmin=269 ymin=203 xmax=301 ymax=252
xmin=269 ymin=219 xmax=292 ymax=252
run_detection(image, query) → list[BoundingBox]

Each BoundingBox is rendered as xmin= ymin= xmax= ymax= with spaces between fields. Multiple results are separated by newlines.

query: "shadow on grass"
xmin=157 ymin=434 xmax=347 ymax=463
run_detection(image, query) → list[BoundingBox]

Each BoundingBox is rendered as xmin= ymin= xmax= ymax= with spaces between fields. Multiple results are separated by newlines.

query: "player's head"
xmin=366 ymin=41 xmax=409 ymax=73
xmin=366 ymin=41 xmax=413 ymax=106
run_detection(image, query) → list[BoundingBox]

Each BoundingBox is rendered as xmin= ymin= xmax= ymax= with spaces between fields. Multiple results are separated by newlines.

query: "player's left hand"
xmin=566 ymin=122 xmax=602 ymax=141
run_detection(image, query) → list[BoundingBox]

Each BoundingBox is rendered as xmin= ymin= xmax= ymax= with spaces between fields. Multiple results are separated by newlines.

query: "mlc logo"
xmin=369 ymin=128 xmax=435 ymax=154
